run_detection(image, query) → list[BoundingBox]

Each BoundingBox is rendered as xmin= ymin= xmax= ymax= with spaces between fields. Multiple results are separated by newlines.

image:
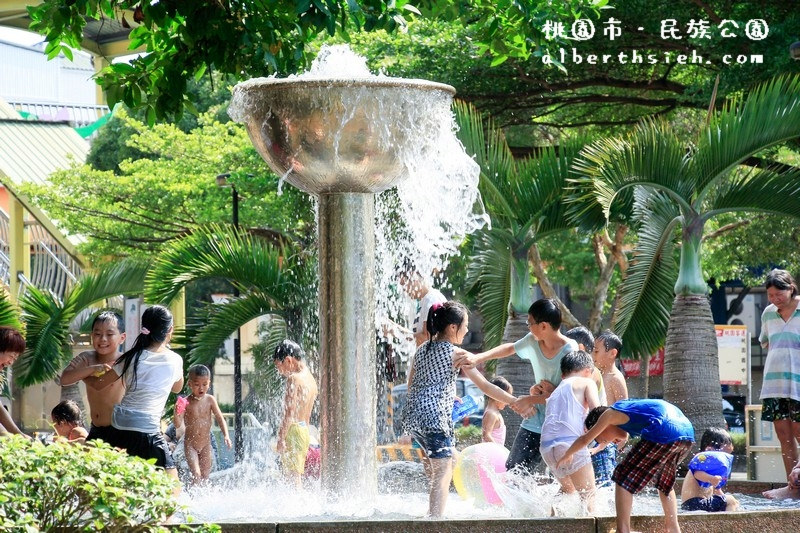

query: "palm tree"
xmin=0 ymin=288 xmax=22 ymax=397
xmin=571 ymin=74 xmax=800 ymax=438
xmin=454 ymin=101 xmax=620 ymax=444
xmin=14 ymin=259 xmax=150 ymax=411
xmin=144 ymin=224 xmax=316 ymax=397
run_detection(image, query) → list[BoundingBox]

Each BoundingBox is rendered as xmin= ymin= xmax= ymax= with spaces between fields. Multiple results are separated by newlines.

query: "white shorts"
xmin=541 ymin=442 xmax=592 ymax=479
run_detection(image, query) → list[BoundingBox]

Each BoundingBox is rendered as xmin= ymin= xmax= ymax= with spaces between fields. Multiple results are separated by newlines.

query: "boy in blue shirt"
xmin=558 ymin=399 xmax=694 ymax=533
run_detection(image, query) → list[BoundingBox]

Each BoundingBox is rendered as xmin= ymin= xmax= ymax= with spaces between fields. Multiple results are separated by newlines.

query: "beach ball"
xmin=453 ymin=442 xmax=508 ymax=506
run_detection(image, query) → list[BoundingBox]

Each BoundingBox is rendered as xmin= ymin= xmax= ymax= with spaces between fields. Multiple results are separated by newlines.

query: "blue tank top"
xmin=612 ymin=399 xmax=694 ymax=444
xmin=688 ymin=450 xmax=734 ymax=488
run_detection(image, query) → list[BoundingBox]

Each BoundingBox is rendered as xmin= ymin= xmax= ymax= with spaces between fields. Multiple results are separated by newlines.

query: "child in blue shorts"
xmin=681 ymin=427 xmax=739 ymax=512
xmin=403 ymin=301 xmax=516 ymax=517
xmin=557 ymin=399 xmax=694 ymax=533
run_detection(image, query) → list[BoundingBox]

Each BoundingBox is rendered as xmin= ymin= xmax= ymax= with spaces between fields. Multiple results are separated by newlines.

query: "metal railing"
xmin=7 ymin=100 xmax=109 ymax=128
xmin=0 ymin=211 xmax=83 ymax=303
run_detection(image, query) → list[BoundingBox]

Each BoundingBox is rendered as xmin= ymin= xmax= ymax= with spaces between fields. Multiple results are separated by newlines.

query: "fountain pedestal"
xmin=318 ymin=193 xmax=376 ymax=494
xmin=230 ymin=76 xmax=456 ymax=496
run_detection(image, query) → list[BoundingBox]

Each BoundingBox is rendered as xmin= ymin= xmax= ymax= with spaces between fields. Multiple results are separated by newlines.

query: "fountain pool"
xmin=216 ymin=44 xmax=800 ymax=530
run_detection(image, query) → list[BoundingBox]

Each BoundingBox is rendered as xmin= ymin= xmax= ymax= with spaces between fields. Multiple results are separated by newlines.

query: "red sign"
xmin=621 ymin=347 xmax=664 ymax=377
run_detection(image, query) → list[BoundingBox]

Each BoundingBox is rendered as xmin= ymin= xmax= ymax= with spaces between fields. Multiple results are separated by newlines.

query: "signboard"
xmin=123 ymin=297 xmax=141 ymax=352
xmin=621 ymin=347 xmax=664 ymax=377
xmin=716 ymin=324 xmax=748 ymax=385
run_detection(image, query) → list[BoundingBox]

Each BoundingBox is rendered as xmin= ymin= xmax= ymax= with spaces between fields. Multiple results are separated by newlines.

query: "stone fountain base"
xmin=185 ymin=509 xmax=800 ymax=533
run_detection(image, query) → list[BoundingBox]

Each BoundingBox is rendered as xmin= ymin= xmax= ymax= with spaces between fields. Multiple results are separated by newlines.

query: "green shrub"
xmin=0 ymin=435 xmax=214 ymax=531
xmin=731 ymin=432 xmax=746 ymax=456
xmin=455 ymin=425 xmax=483 ymax=450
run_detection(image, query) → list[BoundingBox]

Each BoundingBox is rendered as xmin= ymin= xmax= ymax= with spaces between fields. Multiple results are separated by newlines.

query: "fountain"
xmin=228 ymin=45 xmax=481 ymax=496
xmin=219 ymin=46 xmax=800 ymax=530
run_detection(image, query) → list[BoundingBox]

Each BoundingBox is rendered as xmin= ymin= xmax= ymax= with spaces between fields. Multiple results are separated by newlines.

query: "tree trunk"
xmin=495 ymin=311 xmax=534 ymax=449
xmin=529 ymin=242 xmax=580 ymax=329
xmin=664 ymin=217 xmax=724 ymax=451
xmin=587 ymin=226 xmax=628 ymax=332
xmin=663 ymin=295 xmax=725 ymax=451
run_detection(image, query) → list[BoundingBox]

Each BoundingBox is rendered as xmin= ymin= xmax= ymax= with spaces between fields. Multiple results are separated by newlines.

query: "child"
xmin=453 ymin=298 xmax=578 ymax=473
xmin=592 ymin=331 xmax=628 ymax=407
xmin=404 ymin=301 xmax=518 ymax=517
xmin=51 ymin=399 xmax=89 ymax=443
xmin=175 ymin=364 xmax=232 ymax=485
xmin=273 ymin=339 xmax=319 ymax=488
xmin=0 ymin=327 xmax=29 ymax=437
xmin=108 ymin=305 xmax=184 ymax=479
xmin=482 ymin=376 xmax=513 ymax=446
xmin=540 ymin=350 xmax=601 ymax=514
xmin=61 ymin=311 xmax=126 ymax=443
xmin=681 ymin=427 xmax=739 ymax=512
xmin=557 ymin=399 xmax=694 ymax=533
xmin=590 ymin=331 xmax=629 ymax=487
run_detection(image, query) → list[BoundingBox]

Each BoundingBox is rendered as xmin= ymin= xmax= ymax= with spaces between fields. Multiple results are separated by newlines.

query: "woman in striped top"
xmin=759 ymin=269 xmax=800 ymax=500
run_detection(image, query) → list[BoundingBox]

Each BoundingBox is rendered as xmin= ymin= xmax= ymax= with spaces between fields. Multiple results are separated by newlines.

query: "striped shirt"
xmin=759 ymin=301 xmax=800 ymax=402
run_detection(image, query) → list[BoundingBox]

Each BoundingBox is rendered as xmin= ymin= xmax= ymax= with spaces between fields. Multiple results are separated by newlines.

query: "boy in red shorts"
xmin=557 ymin=399 xmax=695 ymax=533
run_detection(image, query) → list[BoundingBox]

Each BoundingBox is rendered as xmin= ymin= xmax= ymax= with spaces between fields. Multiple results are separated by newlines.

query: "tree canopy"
xmin=16 ymin=111 xmax=314 ymax=261
xmin=344 ymin=1 xmax=800 ymax=133
xmin=28 ymin=0 xmax=603 ymax=121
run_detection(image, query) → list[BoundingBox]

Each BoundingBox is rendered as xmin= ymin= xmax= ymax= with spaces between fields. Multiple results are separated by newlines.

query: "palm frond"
xmin=0 ymin=288 xmax=21 ymax=331
xmin=453 ymin=100 xmax=517 ymax=220
xmin=613 ymin=189 xmax=681 ymax=358
xmin=187 ymin=293 xmax=286 ymax=366
xmin=693 ymin=74 xmax=800 ymax=197
xmin=516 ymin=139 xmax=590 ymax=237
xmin=466 ymin=229 xmax=513 ymax=349
xmin=571 ymin=119 xmax=693 ymax=220
xmin=145 ymin=224 xmax=291 ymax=306
xmin=68 ymin=258 xmax=149 ymax=311
xmin=16 ymin=286 xmax=74 ymax=387
xmin=706 ymin=164 xmax=800 ymax=220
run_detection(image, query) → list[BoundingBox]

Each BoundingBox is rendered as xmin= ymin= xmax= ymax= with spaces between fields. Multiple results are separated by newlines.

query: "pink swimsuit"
xmin=490 ymin=419 xmax=506 ymax=445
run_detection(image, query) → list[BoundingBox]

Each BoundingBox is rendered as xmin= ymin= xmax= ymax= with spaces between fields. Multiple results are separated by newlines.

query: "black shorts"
xmin=761 ymin=398 xmax=800 ymax=423
xmin=86 ymin=424 xmax=119 ymax=443
xmin=506 ymin=427 xmax=542 ymax=473
xmin=110 ymin=427 xmax=175 ymax=469
xmin=681 ymin=494 xmax=728 ymax=512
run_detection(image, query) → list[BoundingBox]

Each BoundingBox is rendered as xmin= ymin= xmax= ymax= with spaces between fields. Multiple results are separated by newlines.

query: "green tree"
xmin=144 ymin=225 xmax=317 ymax=369
xmin=16 ymin=112 xmax=314 ymax=261
xmin=571 ymin=74 xmax=800 ymax=439
xmin=28 ymin=0 xmax=603 ymax=120
xmin=454 ymin=101 xmax=630 ymax=442
xmin=345 ymin=2 xmax=800 ymax=131
xmin=88 ymin=72 xmax=239 ymax=174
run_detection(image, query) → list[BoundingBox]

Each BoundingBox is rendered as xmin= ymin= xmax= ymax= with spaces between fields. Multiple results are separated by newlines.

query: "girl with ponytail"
xmin=403 ymin=300 xmax=518 ymax=517
xmin=108 ymin=305 xmax=184 ymax=477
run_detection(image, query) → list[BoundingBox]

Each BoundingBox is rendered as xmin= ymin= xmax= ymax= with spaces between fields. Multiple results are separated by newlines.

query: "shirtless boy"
xmin=176 ymin=364 xmax=232 ymax=485
xmin=592 ymin=331 xmax=628 ymax=406
xmin=61 ymin=311 xmax=126 ymax=442
xmin=590 ymin=331 xmax=629 ymax=486
xmin=273 ymin=339 xmax=319 ymax=488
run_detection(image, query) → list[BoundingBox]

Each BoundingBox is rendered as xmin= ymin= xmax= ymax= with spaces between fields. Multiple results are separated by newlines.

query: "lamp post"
xmin=216 ymin=172 xmax=243 ymax=463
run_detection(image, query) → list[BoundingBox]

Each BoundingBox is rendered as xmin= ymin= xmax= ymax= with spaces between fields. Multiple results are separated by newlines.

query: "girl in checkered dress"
xmin=403 ymin=301 xmax=516 ymax=517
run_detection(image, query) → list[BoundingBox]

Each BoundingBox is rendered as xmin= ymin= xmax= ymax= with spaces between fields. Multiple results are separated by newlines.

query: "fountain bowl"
xmin=229 ymin=77 xmax=456 ymax=194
